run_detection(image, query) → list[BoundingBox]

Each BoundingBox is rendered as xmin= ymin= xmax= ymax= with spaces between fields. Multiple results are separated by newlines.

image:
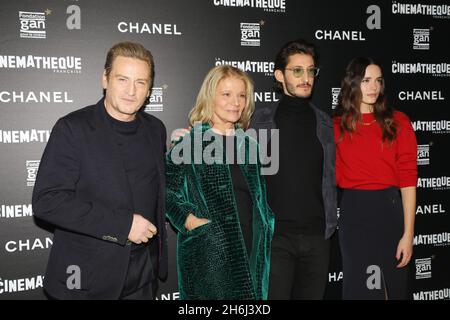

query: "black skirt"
xmin=338 ymin=187 xmax=409 ymax=300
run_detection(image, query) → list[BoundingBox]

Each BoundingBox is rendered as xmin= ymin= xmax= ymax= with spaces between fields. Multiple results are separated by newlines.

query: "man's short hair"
xmin=104 ymin=41 xmax=154 ymax=84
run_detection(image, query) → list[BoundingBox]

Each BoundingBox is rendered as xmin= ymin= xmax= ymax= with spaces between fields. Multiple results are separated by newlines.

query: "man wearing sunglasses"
xmin=250 ymin=39 xmax=337 ymax=299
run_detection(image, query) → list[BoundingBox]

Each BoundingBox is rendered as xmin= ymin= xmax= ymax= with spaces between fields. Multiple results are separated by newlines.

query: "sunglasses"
xmin=285 ymin=67 xmax=320 ymax=78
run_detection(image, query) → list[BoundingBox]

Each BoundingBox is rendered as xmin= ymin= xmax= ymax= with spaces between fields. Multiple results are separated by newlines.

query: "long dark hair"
xmin=334 ymin=57 xmax=396 ymax=143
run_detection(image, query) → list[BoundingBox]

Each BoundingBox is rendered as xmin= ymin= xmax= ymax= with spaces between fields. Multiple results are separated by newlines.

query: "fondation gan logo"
xmin=417 ymin=144 xmax=430 ymax=165
xmin=145 ymin=86 xmax=167 ymax=112
xmin=26 ymin=160 xmax=40 ymax=187
xmin=415 ymin=257 xmax=432 ymax=280
xmin=413 ymin=28 xmax=430 ymax=50
xmin=331 ymin=88 xmax=341 ymax=110
xmin=19 ymin=10 xmax=50 ymax=39
xmin=240 ymin=22 xmax=261 ymax=47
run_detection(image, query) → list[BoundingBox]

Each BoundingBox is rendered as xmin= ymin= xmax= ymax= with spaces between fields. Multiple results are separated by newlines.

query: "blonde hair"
xmin=189 ymin=65 xmax=255 ymax=130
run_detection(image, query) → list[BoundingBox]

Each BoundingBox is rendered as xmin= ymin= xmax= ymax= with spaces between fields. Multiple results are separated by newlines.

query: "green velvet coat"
xmin=166 ymin=123 xmax=274 ymax=300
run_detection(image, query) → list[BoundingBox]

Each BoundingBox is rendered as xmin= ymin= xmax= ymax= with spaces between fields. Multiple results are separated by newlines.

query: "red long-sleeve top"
xmin=334 ymin=111 xmax=418 ymax=190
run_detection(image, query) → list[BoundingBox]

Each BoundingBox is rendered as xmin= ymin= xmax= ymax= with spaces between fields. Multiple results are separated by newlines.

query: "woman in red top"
xmin=334 ymin=57 xmax=417 ymax=299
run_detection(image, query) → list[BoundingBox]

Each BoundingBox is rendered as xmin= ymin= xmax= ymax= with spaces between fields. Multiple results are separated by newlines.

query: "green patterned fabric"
xmin=166 ymin=123 xmax=274 ymax=300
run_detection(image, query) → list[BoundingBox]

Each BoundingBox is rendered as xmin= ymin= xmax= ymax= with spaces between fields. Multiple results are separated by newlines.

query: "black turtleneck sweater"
xmin=104 ymin=108 xmax=158 ymax=250
xmin=266 ymin=94 xmax=325 ymax=236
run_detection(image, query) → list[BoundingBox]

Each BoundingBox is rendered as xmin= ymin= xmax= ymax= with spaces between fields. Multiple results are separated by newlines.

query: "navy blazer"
xmin=32 ymin=98 xmax=167 ymax=299
xmin=249 ymin=102 xmax=337 ymax=239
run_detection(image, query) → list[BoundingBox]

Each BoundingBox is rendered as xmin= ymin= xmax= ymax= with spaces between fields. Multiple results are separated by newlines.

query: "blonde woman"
xmin=166 ymin=65 xmax=274 ymax=299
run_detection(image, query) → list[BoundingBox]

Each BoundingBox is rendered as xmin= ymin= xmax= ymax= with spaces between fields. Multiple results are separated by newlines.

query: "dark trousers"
xmin=119 ymin=240 xmax=159 ymax=300
xmin=339 ymin=187 xmax=409 ymax=300
xmin=268 ymin=233 xmax=330 ymax=300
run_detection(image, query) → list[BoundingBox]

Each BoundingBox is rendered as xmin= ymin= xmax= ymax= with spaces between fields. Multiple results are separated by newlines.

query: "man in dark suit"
xmin=250 ymin=39 xmax=337 ymax=299
xmin=32 ymin=42 xmax=167 ymax=299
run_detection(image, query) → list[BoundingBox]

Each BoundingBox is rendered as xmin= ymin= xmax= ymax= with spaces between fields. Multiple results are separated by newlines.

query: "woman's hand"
xmin=396 ymin=233 xmax=413 ymax=268
xmin=170 ymin=127 xmax=191 ymax=143
xmin=184 ymin=213 xmax=210 ymax=231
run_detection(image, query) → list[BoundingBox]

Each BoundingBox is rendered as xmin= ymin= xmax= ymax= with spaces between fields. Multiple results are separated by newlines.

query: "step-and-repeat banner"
xmin=1 ymin=0 xmax=449 ymax=300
